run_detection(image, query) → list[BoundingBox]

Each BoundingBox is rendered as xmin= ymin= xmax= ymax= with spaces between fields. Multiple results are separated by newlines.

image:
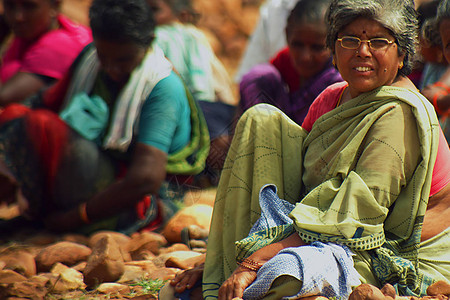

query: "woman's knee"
xmin=239 ymin=64 xmax=284 ymax=111
xmin=240 ymin=64 xmax=283 ymax=89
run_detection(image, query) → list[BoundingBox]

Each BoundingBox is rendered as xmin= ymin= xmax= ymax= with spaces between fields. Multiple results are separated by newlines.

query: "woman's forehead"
xmin=339 ymin=17 xmax=393 ymax=37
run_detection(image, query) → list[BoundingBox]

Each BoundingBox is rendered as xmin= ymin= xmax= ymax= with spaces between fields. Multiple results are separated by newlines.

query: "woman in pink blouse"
xmin=0 ymin=0 xmax=92 ymax=106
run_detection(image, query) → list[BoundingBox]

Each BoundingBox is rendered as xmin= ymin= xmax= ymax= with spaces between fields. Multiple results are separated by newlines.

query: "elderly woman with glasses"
xmin=165 ymin=0 xmax=450 ymax=299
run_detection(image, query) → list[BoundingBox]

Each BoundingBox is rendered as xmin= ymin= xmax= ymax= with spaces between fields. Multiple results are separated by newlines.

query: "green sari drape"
xmin=203 ymin=86 xmax=443 ymax=298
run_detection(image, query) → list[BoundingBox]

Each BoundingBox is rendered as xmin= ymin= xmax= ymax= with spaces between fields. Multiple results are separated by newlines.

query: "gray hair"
xmin=286 ymin=0 xmax=331 ymax=37
xmin=325 ymin=0 xmax=418 ymax=76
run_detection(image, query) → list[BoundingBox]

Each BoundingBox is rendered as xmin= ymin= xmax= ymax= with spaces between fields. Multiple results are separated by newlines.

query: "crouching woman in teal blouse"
xmin=0 ymin=0 xmax=209 ymax=236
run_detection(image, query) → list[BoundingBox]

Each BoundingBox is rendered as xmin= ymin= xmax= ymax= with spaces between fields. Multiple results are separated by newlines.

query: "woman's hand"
xmin=216 ymin=234 xmax=306 ymax=300
xmin=218 ymin=266 xmax=257 ymax=300
xmin=170 ymin=263 xmax=204 ymax=293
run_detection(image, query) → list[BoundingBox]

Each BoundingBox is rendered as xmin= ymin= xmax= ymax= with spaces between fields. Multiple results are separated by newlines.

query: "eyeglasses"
xmin=336 ymin=36 xmax=395 ymax=50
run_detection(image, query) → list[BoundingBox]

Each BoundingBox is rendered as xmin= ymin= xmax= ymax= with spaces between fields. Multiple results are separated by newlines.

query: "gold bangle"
xmin=237 ymin=258 xmax=263 ymax=272
xmin=79 ymin=202 xmax=90 ymax=224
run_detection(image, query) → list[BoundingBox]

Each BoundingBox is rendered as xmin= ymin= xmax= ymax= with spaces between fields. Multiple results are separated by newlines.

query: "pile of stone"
xmin=0 ymin=192 xmax=214 ymax=299
xmin=0 ymin=229 xmax=206 ymax=299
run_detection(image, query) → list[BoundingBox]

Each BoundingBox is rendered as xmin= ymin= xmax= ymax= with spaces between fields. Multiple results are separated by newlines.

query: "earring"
xmin=399 ymin=61 xmax=404 ymax=69
xmin=332 ymin=57 xmax=336 ymax=67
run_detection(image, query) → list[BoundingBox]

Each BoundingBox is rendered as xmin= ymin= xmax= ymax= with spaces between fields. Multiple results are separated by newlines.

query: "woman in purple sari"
xmin=238 ymin=0 xmax=342 ymax=124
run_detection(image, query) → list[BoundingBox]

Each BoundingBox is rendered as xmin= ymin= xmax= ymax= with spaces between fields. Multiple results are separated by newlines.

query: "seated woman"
xmin=149 ymin=0 xmax=237 ymax=185
xmin=416 ymin=0 xmax=447 ymax=91
xmin=167 ymin=0 xmax=450 ymax=299
xmin=0 ymin=0 xmax=209 ymax=237
xmin=238 ymin=0 xmax=343 ymax=125
xmin=421 ymin=0 xmax=450 ymax=145
xmin=0 ymin=0 xmax=92 ymax=106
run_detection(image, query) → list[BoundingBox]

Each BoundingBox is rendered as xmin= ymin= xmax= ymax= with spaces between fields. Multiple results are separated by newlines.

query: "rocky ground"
xmin=0 ymin=188 xmax=217 ymax=299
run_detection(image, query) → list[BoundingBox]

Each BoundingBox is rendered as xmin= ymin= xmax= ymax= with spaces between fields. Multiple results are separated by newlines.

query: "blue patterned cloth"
xmin=241 ymin=185 xmax=361 ymax=299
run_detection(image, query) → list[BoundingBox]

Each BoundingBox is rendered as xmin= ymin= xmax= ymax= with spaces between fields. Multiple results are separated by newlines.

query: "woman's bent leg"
xmin=239 ymin=64 xmax=289 ymax=114
xmin=202 ymin=104 xmax=307 ymax=299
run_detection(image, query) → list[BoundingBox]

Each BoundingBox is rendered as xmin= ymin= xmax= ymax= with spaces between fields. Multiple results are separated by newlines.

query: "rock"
xmin=153 ymin=250 xmax=203 ymax=269
xmin=89 ymin=231 xmax=131 ymax=249
xmin=29 ymin=273 xmax=52 ymax=286
xmin=121 ymin=261 xmax=160 ymax=283
xmin=127 ymin=231 xmax=168 ymax=258
xmin=50 ymin=263 xmax=86 ymax=292
xmin=2 ymin=279 xmax=48 ymax=300
xmin=35 ymin=241 xmax=92 ymax=272
xmin=97 ymin=282 xmax=131 ymax=294
xmin=72 ymin=261 xmax=87 ymax=272
xmin=162 ymin=204 xmax=212 ymax=243
xmin=89 ymin=231 xmax=132 ymax=262
xmin=36 ymin=272 xmax=61 ymax=289
xmin=0 ymin=250 xmax=36 ymax=277
xmin=186 ymin=224 xmax=209 ymax=240
xmin=427 ymin=281 xmax=450 ymax=296
xmin=380 ymin=284 xmax=397 ymax=299
xmin=159 ymin=243 xmax=191 ymax=254
xmin=130 ymin=249 xmax=156 ymax=261
xmin=0 ymin=269 xmax=27 ymax=284
xmin=189 ymin=239 xmax=207 ymax=249
xmin=146 ymin=267 xmax=181 ymax=281
xmin=62 ymin=233 xmax=90 ymax=246
xmin=117 ymin=265 xmax=147 ymax=283
xmin=83 ymin=235 xmax=125 ymax=288
xmin=349 ymin=283 xmax=392 ymax=300
xmin=125 ymin=260 xmax=158 ymax=272
xmin=165 ymin=253 xmax=206 ymax=270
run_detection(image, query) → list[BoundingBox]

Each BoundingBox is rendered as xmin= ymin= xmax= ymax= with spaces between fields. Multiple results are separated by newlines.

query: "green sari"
xmin=203 ymin=86 xmax=446 ymax=298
